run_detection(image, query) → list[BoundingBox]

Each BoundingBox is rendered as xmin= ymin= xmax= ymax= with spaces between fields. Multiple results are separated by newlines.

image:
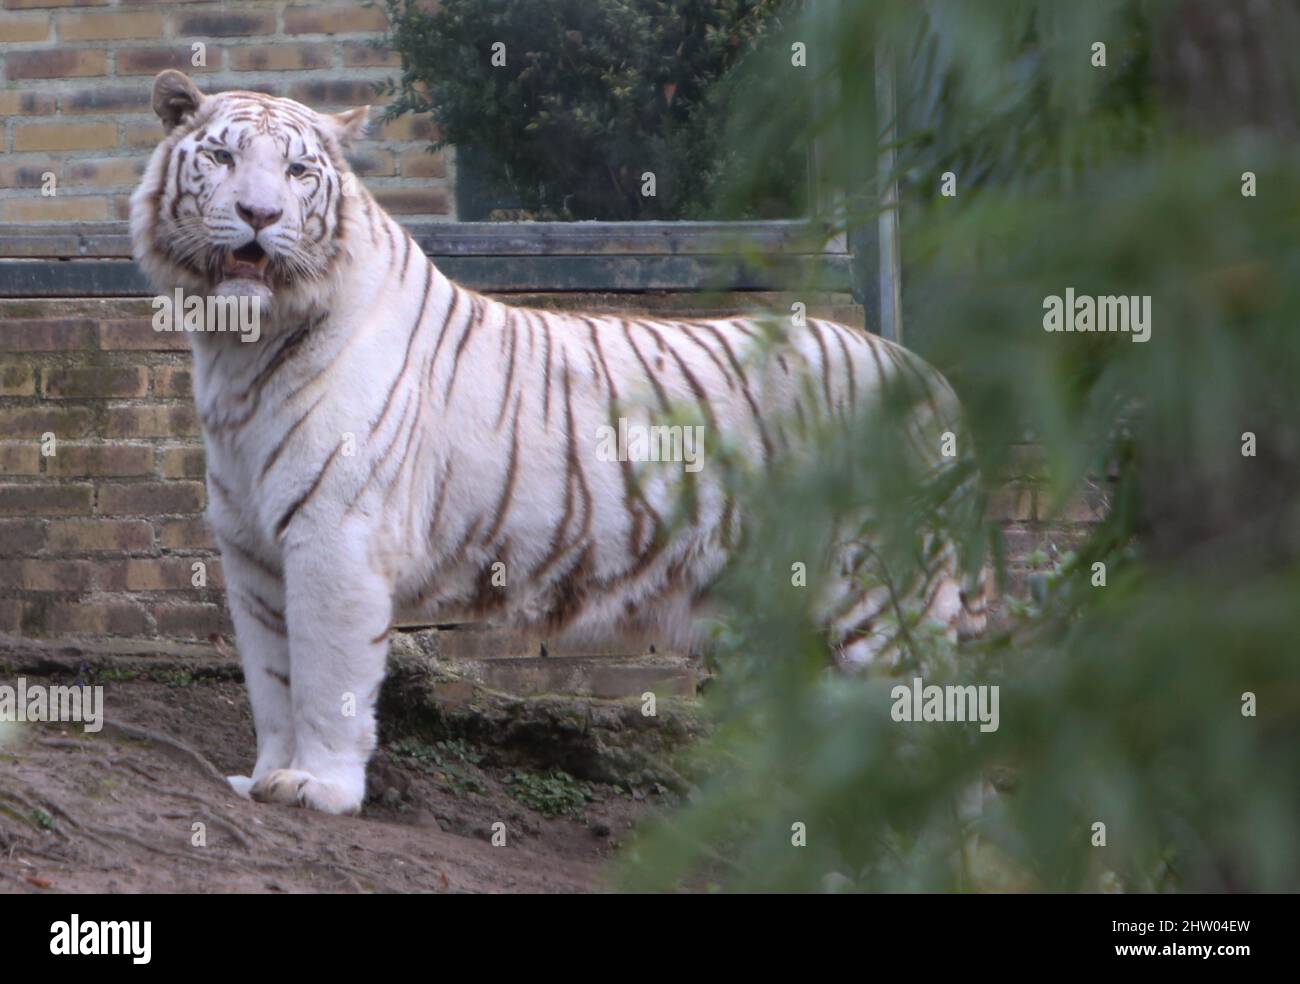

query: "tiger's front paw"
xmin=227 ymin=774 xmax=255 ymax=799
xmin=249 ymin=768 xmax=363 ymax=815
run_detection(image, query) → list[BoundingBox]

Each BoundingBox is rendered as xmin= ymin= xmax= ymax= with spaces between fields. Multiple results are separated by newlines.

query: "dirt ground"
xmin=0 ymin=671 xmax=663 ymax=894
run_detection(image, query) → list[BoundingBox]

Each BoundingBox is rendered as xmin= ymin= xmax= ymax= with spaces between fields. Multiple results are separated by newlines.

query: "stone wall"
xmin=0 ymin=289 xmax=1111 ymax=700
xmin=0 ymin=0 xmax=451 ymax=224
xmin=0 ymin=289 xmax=1109 ymax=643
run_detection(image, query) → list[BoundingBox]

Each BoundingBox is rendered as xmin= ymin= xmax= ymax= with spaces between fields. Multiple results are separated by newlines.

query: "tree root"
xmin=101 ymin=720 xmax=229 ymax=791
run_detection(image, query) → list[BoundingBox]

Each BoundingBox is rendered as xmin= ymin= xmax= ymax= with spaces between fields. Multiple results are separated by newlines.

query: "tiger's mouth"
xmin=221 ymin=242 xmax=270 ymax=284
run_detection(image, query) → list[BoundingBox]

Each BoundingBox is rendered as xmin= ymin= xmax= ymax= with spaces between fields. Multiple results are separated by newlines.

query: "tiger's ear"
xmin=328 ymin=106 xmax=370 ymax=146
xmin=153 ymin=70 xmax=206 ymax=132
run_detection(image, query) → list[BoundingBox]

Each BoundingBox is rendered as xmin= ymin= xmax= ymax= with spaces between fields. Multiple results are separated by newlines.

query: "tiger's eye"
xmin=288 ymin=162 xmax=308 ymax=178
xmin=212 ymin=149 xmax=234 ymax=166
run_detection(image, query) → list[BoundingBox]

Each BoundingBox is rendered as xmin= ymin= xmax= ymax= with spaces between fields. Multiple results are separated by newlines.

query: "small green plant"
xmin=387 ymin=737 xmax=439 ymax=770
xmin=503 ymin=769 xmax=591 ymax=819
xmin=155 ymin=670 xmax=197 ymax=688
xmin=434 ymin=738 xmax=484 ymax=766
xmin=93 ymin=667 xmax=140 ymax=684
xmin=387 ymin=737 xmax=488 ymax=796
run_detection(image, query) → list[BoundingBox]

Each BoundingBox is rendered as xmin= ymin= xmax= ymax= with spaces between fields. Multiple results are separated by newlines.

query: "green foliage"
xmin=388 ymin=737 xmax=488 ymax=795
xmin=620 ymin=0 xmax=1300 ymax=892
xmin=503 ymin=769 xmax=592 ymax=819
xmin=379 ymin=0 xmax=804 ymax=218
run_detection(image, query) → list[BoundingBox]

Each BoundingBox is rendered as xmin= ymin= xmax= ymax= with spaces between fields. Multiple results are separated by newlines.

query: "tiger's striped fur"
xmin=130 ymin=72 xmax=985 ymax=815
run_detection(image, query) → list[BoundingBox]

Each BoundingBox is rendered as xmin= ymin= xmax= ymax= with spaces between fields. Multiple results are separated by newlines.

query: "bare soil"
xmin=0 ymin=672 xmax=665 ymax=894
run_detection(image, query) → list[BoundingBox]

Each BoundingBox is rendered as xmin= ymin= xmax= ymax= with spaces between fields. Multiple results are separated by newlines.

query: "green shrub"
xmin=379 ymin=0 xmax=805 ymax=219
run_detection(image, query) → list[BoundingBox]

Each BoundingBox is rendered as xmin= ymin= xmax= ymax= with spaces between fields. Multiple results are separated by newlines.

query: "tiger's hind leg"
xmin=822 ymin=538 xmax=895 ymax=667
xmin=824 ymin=534 xmax=966 ymax=669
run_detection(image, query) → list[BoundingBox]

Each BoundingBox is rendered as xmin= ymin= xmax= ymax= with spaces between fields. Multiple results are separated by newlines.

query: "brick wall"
xmin=0 ymin=296 xmax=219 ymax=642
xmin=0 ymin=292 xmax=892 ymax=649
xmin=0 ymin=0 xmax=452 ymax=224
xmin=0 ymin=291 xmax=1109 ymax=650
xmin=995 ymin=453 xmax=1110 ymax=600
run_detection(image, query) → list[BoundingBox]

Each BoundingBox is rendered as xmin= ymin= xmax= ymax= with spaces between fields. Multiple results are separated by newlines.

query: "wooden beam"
xmin=0 ymin=220 xmax=848 ymax=261
xmin=0 ymin=253 xmax=853 ymax=297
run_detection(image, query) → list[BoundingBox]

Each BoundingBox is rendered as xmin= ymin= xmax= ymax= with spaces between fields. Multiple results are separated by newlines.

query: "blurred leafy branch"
xmin=617 ymin=0 xmax=1300 ymax=892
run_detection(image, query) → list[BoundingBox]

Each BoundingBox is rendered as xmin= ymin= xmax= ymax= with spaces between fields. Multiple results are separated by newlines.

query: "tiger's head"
xmin=130 ymin=71 xmax=369 ymax=314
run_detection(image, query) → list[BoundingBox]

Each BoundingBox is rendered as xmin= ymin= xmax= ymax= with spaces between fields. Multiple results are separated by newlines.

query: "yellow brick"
xmin=229 ymin=43 xmax=333 ymax=72
xmin=3 ymin=18 xmax=50 ymax=42
xmin=5 ymin=0 xmax=109 ymax=7
xmin=379 ymin=115 xmax=439 ymax=142
xmin=0 ymin=160 xmax=58 ymax=189
xmin=4 ymin=49 xmax=107 ymax=79
xmin=0 ymin=197 xmax=110 ymax=223
xmin=0 ymin=366 xmax=37 ymax=397
xmin=58 ymin=10 xmax=163 ymax=41
xmin=124 ymin=124 xmax=166 ymax=150
xmin=65 ymin=157 xmax=146 ymax=188
xmin=0 ymin=446 xmax=41 ymax=476
xmin=400 ymin=148 xmax=447 ymax=179
xmin=13 ymin=122 xmax=117 ymax=152
xmin=283 ymin=4 xmax=388 ymax=34
xmin=342 ymin=41 xmax=399 ymax=68
xmin=0 ymin=91 xmax=58 ymax=116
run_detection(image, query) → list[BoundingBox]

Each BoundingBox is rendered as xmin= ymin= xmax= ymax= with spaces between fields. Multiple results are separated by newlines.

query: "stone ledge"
xmin=0 ymin=636 xmax=703 ymax=789
xmin=382 ymin=633 xmax=703 ymax=787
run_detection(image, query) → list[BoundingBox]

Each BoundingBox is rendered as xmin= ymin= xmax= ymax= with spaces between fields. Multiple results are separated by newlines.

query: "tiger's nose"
xmin=236 ymin=203 xmax=282 ymax=230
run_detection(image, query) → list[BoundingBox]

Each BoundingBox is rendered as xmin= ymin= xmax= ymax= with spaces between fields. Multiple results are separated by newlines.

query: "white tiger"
xmin=130 ymin=71 xmax=985 ymax=815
